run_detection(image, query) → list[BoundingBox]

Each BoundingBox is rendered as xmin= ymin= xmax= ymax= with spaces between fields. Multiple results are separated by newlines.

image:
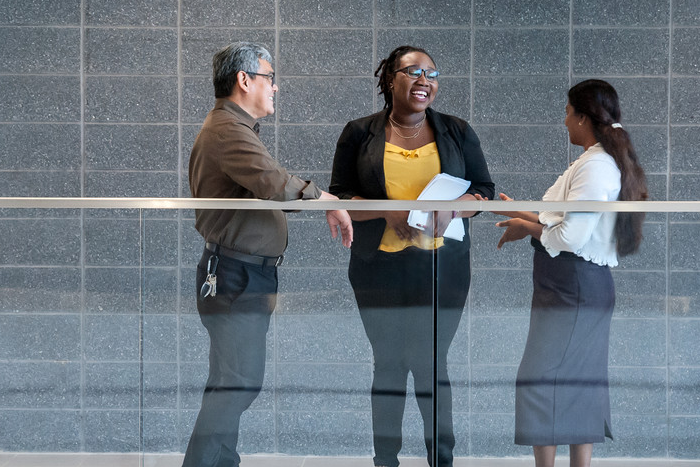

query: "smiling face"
xmin=390 ymin=51 xmax=438 ymax=115
xmin=248 ymin=58 xmax=278 ymax=119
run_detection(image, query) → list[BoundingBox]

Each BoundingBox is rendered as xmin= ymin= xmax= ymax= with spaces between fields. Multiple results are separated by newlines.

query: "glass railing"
xmin=0 ymin=198 xmax=698 ymax=466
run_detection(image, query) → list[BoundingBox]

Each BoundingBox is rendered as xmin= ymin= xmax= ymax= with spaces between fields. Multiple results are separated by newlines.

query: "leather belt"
xmin=205 ymin=242 xmax=284 ymax=267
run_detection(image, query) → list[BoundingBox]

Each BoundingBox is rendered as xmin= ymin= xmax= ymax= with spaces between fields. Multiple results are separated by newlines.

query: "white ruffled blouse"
xmin=539 ymin=143 xmax=622 ymax=267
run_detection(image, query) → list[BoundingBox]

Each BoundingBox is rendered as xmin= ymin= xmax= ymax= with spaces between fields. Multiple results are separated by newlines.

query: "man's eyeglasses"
xmin=394 ymin=66 xmax=440 ymax=81
xmin=245 ymin=71 xmax=276 ymax=86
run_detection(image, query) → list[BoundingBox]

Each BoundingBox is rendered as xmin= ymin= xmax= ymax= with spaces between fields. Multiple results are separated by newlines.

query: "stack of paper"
xmin=407 ymin=173 xmax=471 ymax=241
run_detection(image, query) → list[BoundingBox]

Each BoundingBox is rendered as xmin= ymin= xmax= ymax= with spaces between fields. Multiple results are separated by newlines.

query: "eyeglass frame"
xmin=244 ymin=70 xmax=276 ymax=86
xmin=393 ymin=65 xmax=440 ymax=81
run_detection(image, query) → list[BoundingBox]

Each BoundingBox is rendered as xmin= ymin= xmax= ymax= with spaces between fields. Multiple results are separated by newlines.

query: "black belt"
xmin=205 ymin=242 xmax=284 ymax=267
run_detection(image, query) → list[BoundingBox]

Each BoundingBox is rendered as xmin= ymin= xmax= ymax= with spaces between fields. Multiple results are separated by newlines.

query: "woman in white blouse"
xmin=487 ymin=79 xmax=648 ymax=467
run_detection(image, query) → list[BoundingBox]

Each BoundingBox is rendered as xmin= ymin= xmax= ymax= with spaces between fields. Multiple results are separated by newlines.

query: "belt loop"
xmin=206 ymin=242 xmax=220 ymax=255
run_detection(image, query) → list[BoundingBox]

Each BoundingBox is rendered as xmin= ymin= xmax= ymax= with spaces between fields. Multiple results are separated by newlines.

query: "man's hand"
xmin=326 ymin=209 xmax=353 ymax=248
xmin=319 ymin=191 xmax=353 ymax=247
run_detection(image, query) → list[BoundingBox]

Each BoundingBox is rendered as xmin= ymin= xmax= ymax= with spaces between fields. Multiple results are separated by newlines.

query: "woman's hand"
xmin=495 ymin=218 xmax=530 ymax=249
xmin=478 ymin=192 xmax=527 ymax=219
xmin=493 ymin=192 xmax=541 ymax=223
xmin=492 ymin=192 xmax=520 ymax=218
xmin=385 ymin=211 xmax=416 ymax=240
xmin=419 ymin=211 xmax=454 ymax=238
xmin=495 ymin=217 xmax=544 ymax=249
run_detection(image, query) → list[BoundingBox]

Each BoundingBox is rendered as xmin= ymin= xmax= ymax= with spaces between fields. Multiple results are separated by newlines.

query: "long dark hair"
xmin=375 ymin=45 xmax=436 ymax=109
xmin=568 ymin=79 xmax=648 ymax=257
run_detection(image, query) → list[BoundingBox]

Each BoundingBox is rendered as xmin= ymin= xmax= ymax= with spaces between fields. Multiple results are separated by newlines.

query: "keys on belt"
xmin=200 ymin=254 xmax=218 ymax=299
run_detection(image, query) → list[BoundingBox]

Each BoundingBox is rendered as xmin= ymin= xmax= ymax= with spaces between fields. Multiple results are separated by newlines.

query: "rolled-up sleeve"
xmin=217 ymin=122 xmax=322 ymax=201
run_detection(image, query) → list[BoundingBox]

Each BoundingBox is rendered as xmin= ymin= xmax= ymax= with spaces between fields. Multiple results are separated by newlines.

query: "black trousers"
xmin=349 ymin=243 xmax=470 ymax=467
xmin=182 ymin=247 xmax=278 ymax=467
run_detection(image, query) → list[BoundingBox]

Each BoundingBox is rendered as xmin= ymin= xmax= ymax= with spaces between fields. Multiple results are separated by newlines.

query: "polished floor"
xmin=1 ymin=454 xmax=699 ymax=467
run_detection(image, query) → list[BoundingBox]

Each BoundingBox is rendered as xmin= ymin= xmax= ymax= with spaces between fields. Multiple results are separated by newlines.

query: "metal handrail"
xmin=1 ymin=197 xmax=699 ymax=212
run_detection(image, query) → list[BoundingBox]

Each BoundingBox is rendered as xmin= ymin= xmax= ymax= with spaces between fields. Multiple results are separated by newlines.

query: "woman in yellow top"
xmin=330 ymin=45 xmax=494 ymax=467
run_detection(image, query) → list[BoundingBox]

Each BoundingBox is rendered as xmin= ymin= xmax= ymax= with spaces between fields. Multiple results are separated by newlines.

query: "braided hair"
xmin=375 ymin=45 xmax=436 ymax=109
xmin=568 ymin=79 xmax=649 ymax=257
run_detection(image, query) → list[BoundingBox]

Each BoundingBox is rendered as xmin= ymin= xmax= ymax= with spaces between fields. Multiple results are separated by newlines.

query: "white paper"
xmin=407 ymin=173 xmax=471 ymax=241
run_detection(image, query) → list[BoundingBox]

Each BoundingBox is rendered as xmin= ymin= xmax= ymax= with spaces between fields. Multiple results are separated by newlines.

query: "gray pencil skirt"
xmin=515 ymin=242 xmax=615 ymax=446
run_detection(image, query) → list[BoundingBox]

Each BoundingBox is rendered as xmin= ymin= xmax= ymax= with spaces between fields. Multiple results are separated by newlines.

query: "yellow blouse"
xmin=379 ymin=141 xmax=444 ymax=252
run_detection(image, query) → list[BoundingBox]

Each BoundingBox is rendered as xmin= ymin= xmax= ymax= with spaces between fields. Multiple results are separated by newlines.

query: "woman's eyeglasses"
xmin=394 ymin=66 xmax=440 ymax=81
xmin=245 ymin=71 xmax=276 ymax=86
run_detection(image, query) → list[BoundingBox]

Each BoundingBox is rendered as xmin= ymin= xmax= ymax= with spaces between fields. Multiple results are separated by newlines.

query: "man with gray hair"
xmin=183 ymin=41 xmax=352 ymax=467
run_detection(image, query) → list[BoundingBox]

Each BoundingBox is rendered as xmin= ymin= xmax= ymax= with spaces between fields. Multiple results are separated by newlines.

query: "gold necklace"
xmin=388 ymin=114 xmax=425 ymax=139
xmin=389 ymin=113 xmax=426 ymax=129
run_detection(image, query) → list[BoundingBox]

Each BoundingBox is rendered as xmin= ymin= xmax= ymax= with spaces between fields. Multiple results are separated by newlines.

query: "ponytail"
xmin=568 ymin=80 xmax=648 ymax=256
xmin=596 ymin=124 xmax=648 ymax=256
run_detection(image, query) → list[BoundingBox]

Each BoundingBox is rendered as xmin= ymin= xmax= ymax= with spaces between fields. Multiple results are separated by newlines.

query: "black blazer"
xmin=330 ymin=107 xmax=495 ymax=259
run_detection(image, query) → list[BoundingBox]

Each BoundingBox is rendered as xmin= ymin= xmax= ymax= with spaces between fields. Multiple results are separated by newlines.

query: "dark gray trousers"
xmin=182 ymin=248 xmax=277 ymax=467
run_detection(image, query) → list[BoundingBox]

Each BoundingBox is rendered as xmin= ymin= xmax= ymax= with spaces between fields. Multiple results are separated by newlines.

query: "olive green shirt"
xmin=189 ymin=98 xmax=322 ymax=257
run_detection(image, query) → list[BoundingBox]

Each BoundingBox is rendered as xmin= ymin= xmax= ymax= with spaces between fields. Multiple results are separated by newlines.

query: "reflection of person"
xmin=330 ymin=45 xmax=494 ymax=467
xmin=182 ymin=41 xmax=352 ymax=467
xmin=489 ymin=79 xmax=648 ymax=467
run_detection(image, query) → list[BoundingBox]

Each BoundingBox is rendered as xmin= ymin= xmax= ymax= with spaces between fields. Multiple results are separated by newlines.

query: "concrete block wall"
xmin=1 ymin=0 xmax=699 ymax=459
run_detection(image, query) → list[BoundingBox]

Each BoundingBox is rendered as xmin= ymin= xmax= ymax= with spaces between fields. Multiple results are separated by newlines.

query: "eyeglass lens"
xmin=405 ymin=66 xmax=439 ymax=81
xmin=260 ymin=72 xmax=275 ymax=85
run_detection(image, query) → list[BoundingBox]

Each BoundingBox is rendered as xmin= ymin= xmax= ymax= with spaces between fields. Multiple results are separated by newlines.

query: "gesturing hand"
xmin=495 ymin=218 xmax=530 ymax=249
xmin=326 ymin=210 xmax=353 ymax=248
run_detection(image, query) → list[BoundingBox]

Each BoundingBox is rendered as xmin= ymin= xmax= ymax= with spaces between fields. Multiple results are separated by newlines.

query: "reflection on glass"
xmin=0 ymin=201 xmax=698 ymax=464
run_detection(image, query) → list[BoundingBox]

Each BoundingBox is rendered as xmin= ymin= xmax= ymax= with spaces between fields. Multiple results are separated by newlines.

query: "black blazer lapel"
xmin=428 ymin=108 xmax=465 ymax=178
xmin=363 ymin=109 xmax=390 ymax=199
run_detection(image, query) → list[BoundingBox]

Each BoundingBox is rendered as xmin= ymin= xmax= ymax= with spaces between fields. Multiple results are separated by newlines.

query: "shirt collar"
xmin=214 ymin=98 xmax=259 ymax=132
